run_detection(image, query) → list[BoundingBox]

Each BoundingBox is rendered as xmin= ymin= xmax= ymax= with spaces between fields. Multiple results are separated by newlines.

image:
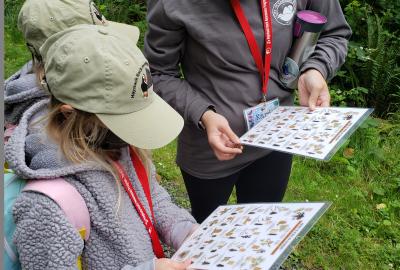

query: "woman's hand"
xmin=155 ymin=258 xmax=192 ymax=270
xmin=201 ymin=110 xmax=243 ymax=161
xmin=298 ymin=69 xmax=330 ymax=110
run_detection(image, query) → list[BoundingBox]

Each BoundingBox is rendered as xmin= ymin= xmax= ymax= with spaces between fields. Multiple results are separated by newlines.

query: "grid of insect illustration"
xmin=240 ymin=107 xmax=372 ymax=160
xmin=173 ymin=203 xmax=328 ymax=270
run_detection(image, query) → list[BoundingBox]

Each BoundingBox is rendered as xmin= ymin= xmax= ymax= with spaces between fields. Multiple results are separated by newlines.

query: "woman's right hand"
xmin=155 ymin=259 xmax=192 ymax=270
xmin=201 ymin=110 xmax=243 ymax=161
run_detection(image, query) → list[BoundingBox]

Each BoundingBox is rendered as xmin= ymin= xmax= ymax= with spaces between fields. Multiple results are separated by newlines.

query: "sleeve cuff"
xmin=300 ymin=59 xmax=330 ymax=81
xmin=121 ymin=258 xmax=155 ymax=270
xmin=187 ymin=98 xmax=215 ymax=130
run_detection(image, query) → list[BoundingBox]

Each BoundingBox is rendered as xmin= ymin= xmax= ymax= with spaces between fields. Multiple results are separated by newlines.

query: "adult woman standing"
xmin=145 ymin=0 xmax=351 ymax=223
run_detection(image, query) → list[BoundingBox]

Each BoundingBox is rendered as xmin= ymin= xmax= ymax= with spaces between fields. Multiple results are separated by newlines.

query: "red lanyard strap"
xmin=231 ymin=0 xmax=273 ymax=102
xmin=129 ymin=147 xmax=155 ymax=222
xmin=113 ymin=158 xmax=165 ymax=258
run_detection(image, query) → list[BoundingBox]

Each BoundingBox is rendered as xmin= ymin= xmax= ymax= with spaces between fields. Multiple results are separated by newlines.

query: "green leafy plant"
xmin=97 ymin=0 xmax=146 ymax=24
xmin=331 ymin=1 xmax=400 ymax=118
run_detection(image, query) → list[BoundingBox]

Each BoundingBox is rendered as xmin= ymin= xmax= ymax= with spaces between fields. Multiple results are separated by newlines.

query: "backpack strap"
xmin=23 ymin=178 xmax=91 ymax=241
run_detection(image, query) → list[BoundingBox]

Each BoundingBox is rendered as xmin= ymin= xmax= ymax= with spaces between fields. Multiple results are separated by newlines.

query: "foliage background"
xmin=4 ymin=0 xmax=400 ymax=269
xmin=332 ymin=0 xmax=400 ymax=118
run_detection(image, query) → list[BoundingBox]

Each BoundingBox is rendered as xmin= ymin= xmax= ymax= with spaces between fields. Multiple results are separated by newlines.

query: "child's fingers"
xmin=182 ymin=259 xmax=192 ymax=268
xmin=169 ymin=259 xmax=192 ymax=270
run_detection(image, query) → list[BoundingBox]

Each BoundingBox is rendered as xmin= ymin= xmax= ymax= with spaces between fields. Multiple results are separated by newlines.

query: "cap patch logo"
xmin=132 ymin=63 xmax=153 ymax=99
xmin=141 ymin=74 xmax=149 ymax=98
xmin=141 ymin=68 xmax=153 ymax=98
xmin=89 ymin=1 xmax=107 ymax=25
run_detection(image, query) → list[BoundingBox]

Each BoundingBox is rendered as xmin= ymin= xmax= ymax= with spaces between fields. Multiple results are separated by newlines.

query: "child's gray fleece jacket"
xmin=5 ymin=99 xmax=197 ymax=270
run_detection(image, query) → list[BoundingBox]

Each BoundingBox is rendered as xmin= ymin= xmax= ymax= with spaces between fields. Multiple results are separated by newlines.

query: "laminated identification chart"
xmin=173 ymin=202 xmax=330 ymax=270
xmin=240 ymin=106 xmax=372 ymax=160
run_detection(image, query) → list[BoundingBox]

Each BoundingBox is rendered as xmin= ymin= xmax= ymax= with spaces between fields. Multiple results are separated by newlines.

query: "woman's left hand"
xmin=298 ymin=69 xmax=330 ymax=110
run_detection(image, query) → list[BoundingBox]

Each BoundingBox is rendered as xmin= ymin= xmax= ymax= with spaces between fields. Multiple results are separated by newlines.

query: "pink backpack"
xmin=24 ymin=178 xmax=91 ymax=241
xmin=4 ymin=174 xmax=90 ymax=270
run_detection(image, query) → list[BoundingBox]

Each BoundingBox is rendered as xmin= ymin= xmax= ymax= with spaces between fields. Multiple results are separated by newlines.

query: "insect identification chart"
xmin=173 ymin=202 xmax=330 ymax=270
xmin=240 ymin=106 xmax=372 ymax=160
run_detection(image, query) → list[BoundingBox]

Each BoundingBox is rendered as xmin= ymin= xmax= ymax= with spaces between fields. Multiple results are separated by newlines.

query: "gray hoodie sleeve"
xmin=299 ymin=1 xmax=352 ymax=81
xmin=144 ymin=0 xmax=214 ymax=126
xmin=149 ymin=165 xmax=197 ymax=250
xmin=13 ymin=191 xmax=84 ymax=270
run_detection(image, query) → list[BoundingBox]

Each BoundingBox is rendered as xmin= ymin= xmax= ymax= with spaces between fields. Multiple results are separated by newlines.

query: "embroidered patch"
xmin=141 ymin=68 xmax=153 ymax=98
xmin=272 ymin=0 xmax=297 ymax=25
xmin=89 ymin=1 xmax=107 ymax=25
xmin=132 ymin=63 xmax=153 ymax=99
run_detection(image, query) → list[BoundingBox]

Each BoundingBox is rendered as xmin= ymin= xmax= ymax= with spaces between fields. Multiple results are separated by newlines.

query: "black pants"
xmin=181 ymin=151 xmax=293 ymax=223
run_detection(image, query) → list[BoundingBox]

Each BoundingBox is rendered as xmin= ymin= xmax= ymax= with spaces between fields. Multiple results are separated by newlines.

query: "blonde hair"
xmin=28 ymin=49 xmax=46 ymax=86
xmin=33 ymin=58 xmax=45 ymax=85
xmin=46 ymin=97 xmax=152 ymax=211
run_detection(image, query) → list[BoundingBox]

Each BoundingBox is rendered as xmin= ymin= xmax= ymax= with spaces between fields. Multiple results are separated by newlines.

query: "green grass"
xmin=4 ymin=1 xmax=400 ymax=268
xmin=283 ymin=138 xmax=400 ymax=269
xmin=4 ymin=26 xmax=30 ymax=79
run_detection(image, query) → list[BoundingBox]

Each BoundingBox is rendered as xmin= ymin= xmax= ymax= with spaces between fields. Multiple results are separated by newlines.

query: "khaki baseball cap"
xmin=40 ymin=24 xmax=183 ymax=149
xmin=18 ymin=0 xmax=139 ymax=55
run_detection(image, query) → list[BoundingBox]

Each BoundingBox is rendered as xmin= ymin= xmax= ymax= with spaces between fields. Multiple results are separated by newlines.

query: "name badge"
xmin=243 ymin=98 xmax=279 ymax=130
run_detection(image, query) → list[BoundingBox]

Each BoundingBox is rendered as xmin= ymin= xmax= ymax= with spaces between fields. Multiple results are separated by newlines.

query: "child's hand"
xmin=186 ymin=224 xmax=199 ymax=240
xmin=155 ymin=258 xmax=192 ymax=270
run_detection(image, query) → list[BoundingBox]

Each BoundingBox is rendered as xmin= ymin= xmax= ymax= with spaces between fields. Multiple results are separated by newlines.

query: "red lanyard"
xmin=231 ymin=0 xmax=273 ymax=102
xmin=129 ymin=147 xmax=155 ymax=222
xmin=113 ymin=150 xmax=165 ymax=258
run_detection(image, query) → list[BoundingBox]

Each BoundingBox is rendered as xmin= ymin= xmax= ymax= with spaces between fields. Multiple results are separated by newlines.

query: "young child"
xmin=5 ymin=24 xmax=197 ymax=270
xmin=5 ymin=0 xmax=139 ymax=129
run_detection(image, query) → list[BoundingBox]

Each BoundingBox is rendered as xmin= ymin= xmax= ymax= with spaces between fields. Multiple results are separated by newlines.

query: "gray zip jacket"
xmin=145 ymin=0 xmax=351 ymax=178
xmin=5 ymin=100 xmax=197 ymax=270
